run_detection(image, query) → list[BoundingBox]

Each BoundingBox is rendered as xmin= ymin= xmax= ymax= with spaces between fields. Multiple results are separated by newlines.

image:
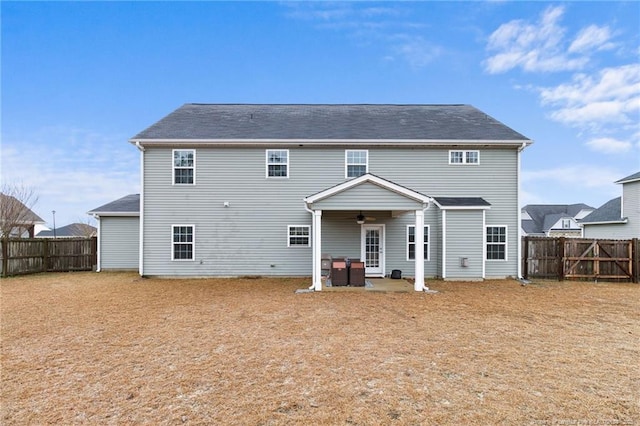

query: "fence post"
xmin=522 ymin=236 xmax=529 ymax=280
xmin=633 ymin=238 xmax=639 ymax=284
xmin=1 ymin=239 xmax=7 ymax=278
xmin=43 ymin=239 xmax=49 ymax=273
xmin=558 ymin=237 xmax=565 ymax=281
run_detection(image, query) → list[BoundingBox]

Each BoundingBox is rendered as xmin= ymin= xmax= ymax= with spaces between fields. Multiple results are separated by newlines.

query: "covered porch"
xmin=303 ymin=174 xmax=433 ymax=292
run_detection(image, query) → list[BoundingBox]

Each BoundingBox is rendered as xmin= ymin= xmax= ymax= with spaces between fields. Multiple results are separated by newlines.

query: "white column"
xmin=414 ymin=209 xmax=425 ymax=291
xmin=313 ymin=210 xmax=323 ymax=291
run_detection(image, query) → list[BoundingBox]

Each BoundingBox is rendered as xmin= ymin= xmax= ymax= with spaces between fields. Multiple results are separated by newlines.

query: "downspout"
xmin=92 ymin=213 xmax=101 ymax=272
xmin=517 ymin=141 xmax=527 ymax=280
xmin=135 ymin=141 xmax=145 ymax=276
xmin=304 ymin=202 xmax=316 ymax=290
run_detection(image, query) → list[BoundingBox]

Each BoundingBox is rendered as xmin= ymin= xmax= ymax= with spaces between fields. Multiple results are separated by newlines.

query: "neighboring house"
xmin=36 ymin=223 xmax=97 ymax=238
xmin=580 ymin=171 xmax=640 ymax=239
xmin=0 ymin=193 xmax=46 ymax=238
xmin=87 ymin=194 xmax=140 ymax=271
xmin=521 ymin=204 xmax=594 ymax=237
xmin=99 ymin=104 xmax=532 ymax=291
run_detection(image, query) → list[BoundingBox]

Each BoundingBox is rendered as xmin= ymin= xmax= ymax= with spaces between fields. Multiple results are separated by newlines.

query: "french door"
xmin=361 ymin=224 xmax=385 ymax=277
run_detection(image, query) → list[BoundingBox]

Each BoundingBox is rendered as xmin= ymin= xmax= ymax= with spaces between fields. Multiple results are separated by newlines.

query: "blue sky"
xmin=2 ymin=1 xmax=639 ymax=228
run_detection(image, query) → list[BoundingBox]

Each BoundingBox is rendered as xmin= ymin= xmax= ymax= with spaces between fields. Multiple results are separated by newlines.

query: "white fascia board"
xmin=581 ymin=219 xmax=628 ymax=226
xmin=303 ymin=174 xmax=432 ymax=205
xmin=130 ymin=138 xmax=532 ymax=147
xmin=432 ymin=200 xmax=491 ymax=210
xmin=86 ymin=212 xmax=140 ymax=217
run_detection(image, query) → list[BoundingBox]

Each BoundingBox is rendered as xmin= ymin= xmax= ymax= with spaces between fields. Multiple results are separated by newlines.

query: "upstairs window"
xmin=449 ymin=150 xmax=479 ymax=165
xmin=266 ymin=150 xmax=289 ymax=178
xmin=345 ymin=150 xmax=368 ymax=178
xmin=486 ymin=226 xmax=507 ymax=260
xmin=562 ymin=219 xmax=571 ymax=229
xmin=288 ymin=225 xmax=310 ymax=247
xmin=407 ymin=225 xmax=430 ymax=261
xmin=173 ymin=150 xmax=195 ymax=184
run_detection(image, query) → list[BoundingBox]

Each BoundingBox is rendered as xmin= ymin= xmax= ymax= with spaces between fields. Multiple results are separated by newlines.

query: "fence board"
xmin=523 ymin=236 xmax=637 ymax=283
xmin=0 ymin=237 xmax=97 ymax=277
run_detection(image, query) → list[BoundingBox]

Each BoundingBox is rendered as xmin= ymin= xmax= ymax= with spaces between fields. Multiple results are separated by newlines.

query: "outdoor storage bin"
xmin=349 ymin=261 xmax=365 ymax=287
xmin=331 ymin=261 xmax=348 ymax=286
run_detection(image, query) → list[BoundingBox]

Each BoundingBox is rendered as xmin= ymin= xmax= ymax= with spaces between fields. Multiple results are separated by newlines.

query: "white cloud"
xmin=568 ymin=24 xmax=615 ymax=53
xmin=586 ymin=137 xmax=632 ymax=154
xmin=538 ymin=64 xmax=640 ymax=129
xmin=1 ymin=126 xmax=139 ymax=226
xmin=484 ymin=6 xmax=620 ymax=75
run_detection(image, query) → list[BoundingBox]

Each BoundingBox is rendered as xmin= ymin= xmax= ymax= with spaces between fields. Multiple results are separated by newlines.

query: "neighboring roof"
xmin=615 ymin=171 xmax=640 ymax=184
xmin=36 ymin=223 xmax=97 ymax=238
xmin=0 ymin=193 xmax=45 ymax=223
xmin=521 ymin=204 xmax=594 ymax=234
xmin=130 ymin=104 xmax=531 ymax=144
xmin=433 ymin=197 xmax=491 ymax=209
xmin=304 ymin=173 xmax=432 ymax=205
xmin=87 ymin=194 xmax=140 ymax=216
xmin=579 ymin=197 xmax=626 ymax=224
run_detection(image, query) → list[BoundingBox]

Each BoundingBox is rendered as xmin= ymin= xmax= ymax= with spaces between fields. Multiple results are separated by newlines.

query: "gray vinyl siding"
xmin=141 ymin=146 xmax=520 ymax=278
xmin=583 ymin=223 xmax=632 ymax=239
xmin=623 ymin=181 xmax=640 ymax=237
xmin=443 ymin=210 xmax=484 ymax=279
xmin=100 ymin=216 xmax=139 ymax=270
xmin=312 ymin=182 xmax=423 ymax=211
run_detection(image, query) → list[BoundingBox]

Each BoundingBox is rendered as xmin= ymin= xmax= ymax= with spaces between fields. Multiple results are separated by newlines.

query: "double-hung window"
xmin=266 ymin=149 xmax=289 ymax=178
xmin=449 ymin=150 xmax=479 ymax=165
xmin=288 ymin=225 xmax=310 ymax=247
xmin=407 ymin=225 xmax=430 ymax=261
xmin=345 ymin=150 xmax=368 ymax=178
xmin=486 ymin=226 xmax=507 ymax=260
xmin=173 ymin=150 xmax=195 ymax=184
xmin=172 ymin=225 xmax=194 ymax=260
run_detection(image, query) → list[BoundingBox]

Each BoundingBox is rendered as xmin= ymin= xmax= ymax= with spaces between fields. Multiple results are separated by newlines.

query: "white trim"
xmin=172 ymin=149 xmax=196 ymax=185
xmin=406 ymin=224 xmax=430 ymax=261
xmin=171 ymin=224 xmax=195 ymax=261
xmin=414 ymin=210 xmax=425 ymax=292
xmin=345 ymin=149 xmax=368 ymax=178
xmin=87 ymin=212 xmax=140 ymax=217
xmin=486 ymin=225 xmax=508 ymax=261
xmin=132 ymin=138 xmax=532 ymax=146
xmin=582 ymin=219 xmax=628 ymax=226
xmin=266 ymin=149 xmax=290 ymax=179
xmin=139 ymin=149 xmax=144 ymax=276
xmin=482 ymin=210 xmax=486 ymax=278
xmin=448 ymin=150 xmax=480 ymax=165
xmin=313 ymin=211 xmax=322 ymax=291
xmin=433 ymin=204 xmax=491 ymax=211
xmin=95 ymin=216 xmax=102 ymax=272
xmin=304 ymin=173 xmax=432 ymax=205
xmin=442 ymin=210 xmax=447 ymax=279
xmin=287 ymin=225 xmax=311 ymax=247
xmin=361 ymin=224 xmax=385 ymax=277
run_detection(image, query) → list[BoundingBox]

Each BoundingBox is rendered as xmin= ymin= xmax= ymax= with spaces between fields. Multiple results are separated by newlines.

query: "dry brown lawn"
xmin=1 ymin=272 xmax=638 ymax=425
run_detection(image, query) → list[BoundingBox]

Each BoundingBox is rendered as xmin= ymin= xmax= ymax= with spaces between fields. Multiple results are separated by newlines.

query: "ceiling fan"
xmin=349 ymin=211 xmax=376 ymax=224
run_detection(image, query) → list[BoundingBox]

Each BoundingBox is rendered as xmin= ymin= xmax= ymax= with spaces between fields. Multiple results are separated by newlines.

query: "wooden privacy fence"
xmin=522 ymin=236 xmax=639 ymax=283
xmin=1 ymin=237 xmax=97 ymax=277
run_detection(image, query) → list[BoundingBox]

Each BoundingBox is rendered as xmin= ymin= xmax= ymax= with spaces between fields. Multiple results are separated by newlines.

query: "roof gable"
xmin=580 ymin=197 xmax=625 ymax=224
xmin=131 ymin=104 xmax=531 ymax=144
xmin=521 ymin=203 xmax=594 ymax=234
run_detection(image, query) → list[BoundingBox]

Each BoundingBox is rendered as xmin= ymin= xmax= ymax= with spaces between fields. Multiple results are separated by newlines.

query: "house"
xmin=580 ymin=171 xmax=640 ymax=239
xmin=521 ymin=204 xmax=594 ymax=237
xmin=96 ymin=104 xmax=533 ymax=291
xmin=87 ymin=194 xmax=140 ymax=271
xmin=0 ymin=193 xmax=45 ymax=238
xmin=36 ymin=223 xmax=97 ymax=238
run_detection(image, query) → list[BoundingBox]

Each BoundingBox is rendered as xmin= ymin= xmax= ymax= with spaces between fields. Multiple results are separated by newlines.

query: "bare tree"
xmin=0 ymin=182 xmax=41 ymax=239
xmin=73 ymin=216 xmax=98 ymax=237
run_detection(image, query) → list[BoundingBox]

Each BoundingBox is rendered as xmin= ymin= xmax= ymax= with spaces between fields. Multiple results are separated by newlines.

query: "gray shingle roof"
xmin=521 ymin=204 xmax=594 ymax=234
xmin=433 ymin=197 xmax=491 ymax=207
xmin=37 ymin=223 xmax=97 ymax=238
xmin=131 ymin=104 xmax=531 ymax=142
xmin=0 ymin=193 xmax=44 ymax=223
xmin=615 ymin=171 xmax=640 ymax=184
xmin=579 ymin=197 xmax=624 ymax=224
xmin=87 ymin=194 xmax=140 ymax=216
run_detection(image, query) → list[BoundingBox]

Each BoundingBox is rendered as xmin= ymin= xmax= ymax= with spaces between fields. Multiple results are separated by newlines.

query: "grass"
xmin=1 ymin=272 xmax=638 ymax=425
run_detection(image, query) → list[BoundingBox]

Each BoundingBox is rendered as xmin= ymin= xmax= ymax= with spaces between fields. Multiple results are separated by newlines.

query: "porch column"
xmin=414 ymin=209 xmax=425 ymax=291
xmin=313 ymin=210 xmax=323 ymax=291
